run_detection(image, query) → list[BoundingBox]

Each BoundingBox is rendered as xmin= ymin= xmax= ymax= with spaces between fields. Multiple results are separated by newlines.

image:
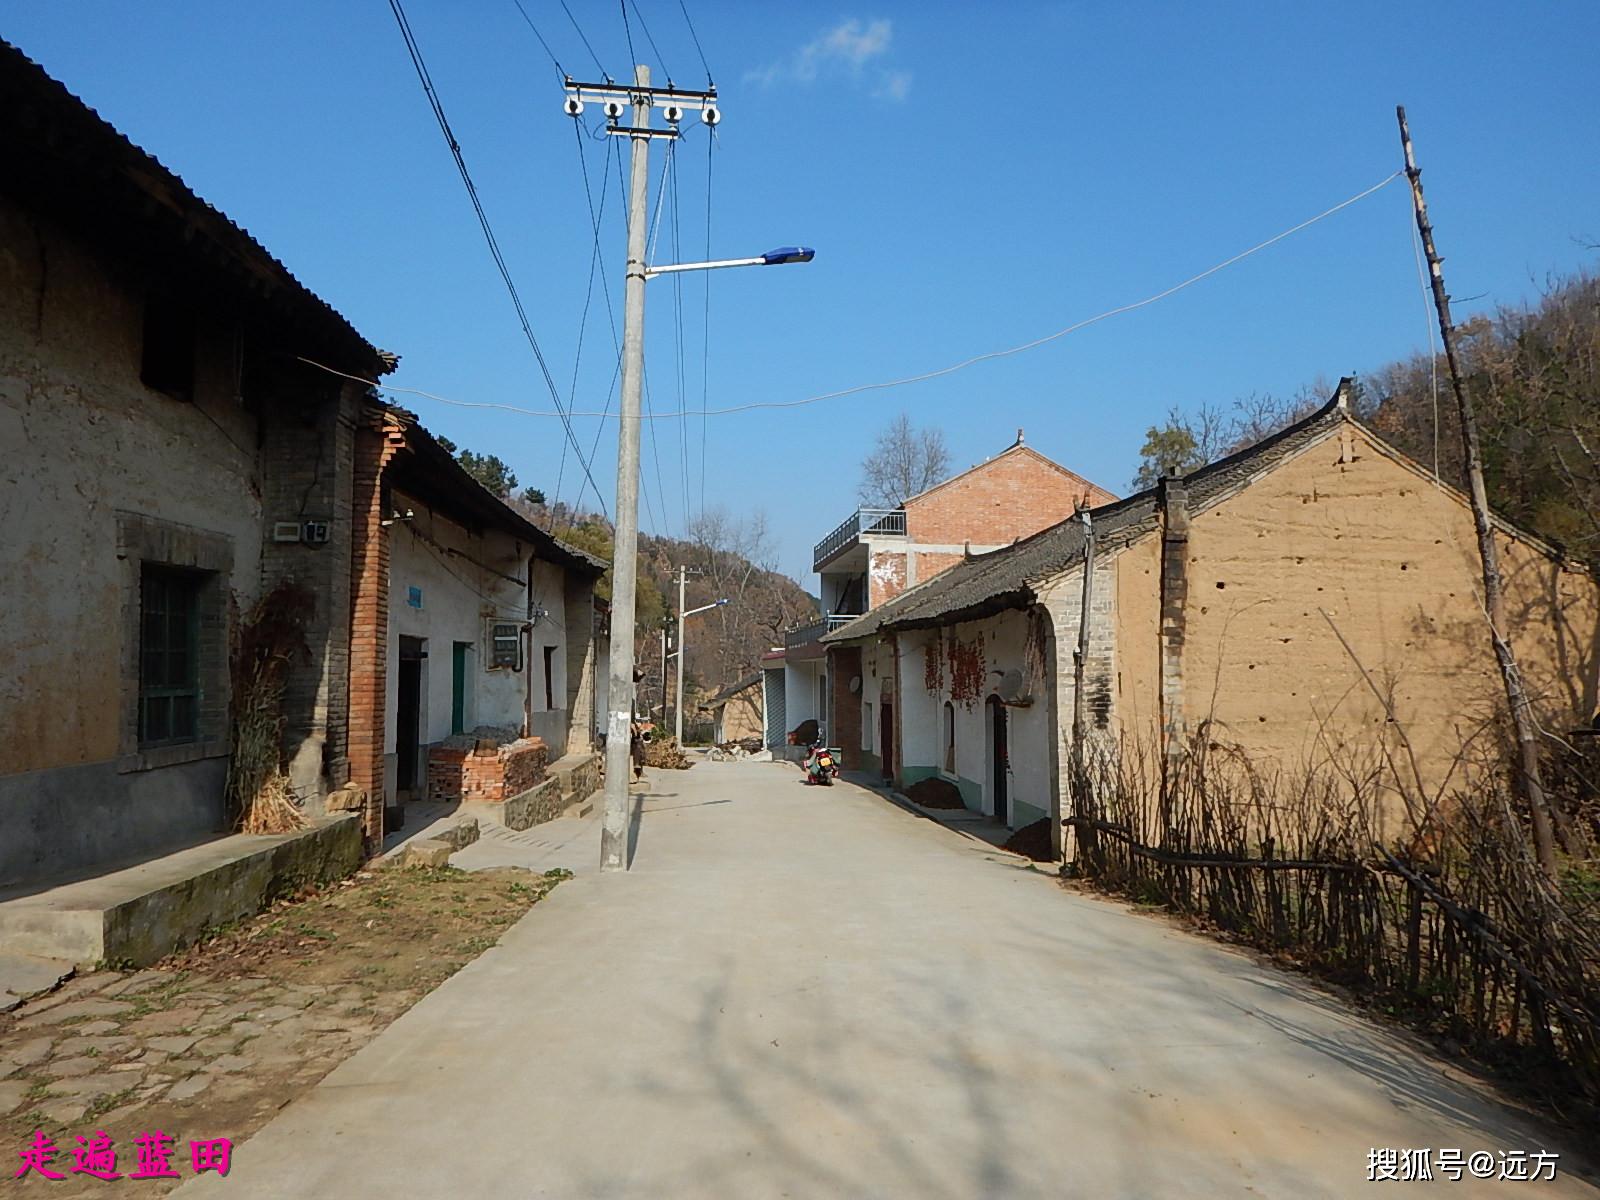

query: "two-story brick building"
xmin=767 ymin=431 xmax=1113 ymax=758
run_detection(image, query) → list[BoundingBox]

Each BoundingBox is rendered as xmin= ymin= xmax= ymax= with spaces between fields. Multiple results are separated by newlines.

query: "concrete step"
xmin=0 ymin=816 xmax=361 ymax=968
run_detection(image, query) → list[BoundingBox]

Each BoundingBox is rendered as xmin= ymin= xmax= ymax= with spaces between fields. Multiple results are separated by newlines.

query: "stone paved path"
xmin=174 ymin=761 xmax=1595 ymax=1198
xmin=0 ymin=965 xmax=399 ymax=1133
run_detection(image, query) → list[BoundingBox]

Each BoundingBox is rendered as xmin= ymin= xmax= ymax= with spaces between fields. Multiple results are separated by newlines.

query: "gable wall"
xmin=904 ymin=448 xmax=1113 ymax=549
xmin=1113 ymin=424 xmax=1600 ymax=815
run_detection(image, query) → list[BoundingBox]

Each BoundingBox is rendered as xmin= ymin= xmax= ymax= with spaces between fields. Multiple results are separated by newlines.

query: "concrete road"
xmin=179 ymin=761 xmax=1596 ymax=1199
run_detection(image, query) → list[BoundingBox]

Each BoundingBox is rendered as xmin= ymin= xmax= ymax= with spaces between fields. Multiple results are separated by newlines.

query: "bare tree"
xmin=858 ymin=413 xmax=952 ymax=508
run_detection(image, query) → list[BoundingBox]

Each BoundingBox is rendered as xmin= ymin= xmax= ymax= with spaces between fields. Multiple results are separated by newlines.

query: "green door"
xmin=451 ymin=642 xmax=470 ymax=735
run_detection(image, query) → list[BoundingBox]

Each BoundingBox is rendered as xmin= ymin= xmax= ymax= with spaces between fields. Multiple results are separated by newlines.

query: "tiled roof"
xmin=0 ymin=38 xmax=384 ymax=373
xmin=824 ymin=386 xmax=1355 ymax=641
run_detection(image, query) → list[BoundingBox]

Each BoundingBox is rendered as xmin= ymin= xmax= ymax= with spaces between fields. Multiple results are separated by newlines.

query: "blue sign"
xmin=407 ymin=586 xmax=424 ymax=609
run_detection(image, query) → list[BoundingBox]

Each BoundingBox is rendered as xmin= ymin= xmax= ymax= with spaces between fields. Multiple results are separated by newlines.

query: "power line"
xmin=549 ymin=127 xmax=617 ymax=526
xmin=385 ymin=0 xmax=609 ymax=517
xmin=510 ymin=0 xmax=565 ymax=79
xmin=668 ymin=137 xmax=693 ymax=532
xmin=614 ymin=124 xmax=674 ymax=538
xmin=560 ymin=0 xmax=607 ymax=77
xmin=626 ymin=0 xmax=672 ymax=80
xmin=299 ymin=171 xmax=1403 ymax=422
xmin=618 ymin=0 xmax=639 ymax=73
xmin=677 ymin=0 xmax=712 ymax=85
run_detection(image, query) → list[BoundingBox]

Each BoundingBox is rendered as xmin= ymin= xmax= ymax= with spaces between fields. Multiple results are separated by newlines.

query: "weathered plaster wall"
xmin=526 ymin=558 xmax=571 ymax=755
xmin=0 ymin=197 xmax=266 ymax=883
xmin=890 ymin=612 xmax=1052 ymax=829
xmin=561 ymin=574 xmax=597 ymax=756
xmin=257 ymin=377 xmax=364 ymax=809
xmin=856 ymin=639 xmax=895 ymax=778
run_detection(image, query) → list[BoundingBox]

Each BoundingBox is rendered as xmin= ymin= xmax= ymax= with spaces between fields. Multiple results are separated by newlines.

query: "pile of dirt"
xmin=644 ymin=736 xmax=693 ymax=769
xmin=1003 ymin=817 xmax=1054 ymax=862
xmin=905 ymin=777 xmax=965 ymax=809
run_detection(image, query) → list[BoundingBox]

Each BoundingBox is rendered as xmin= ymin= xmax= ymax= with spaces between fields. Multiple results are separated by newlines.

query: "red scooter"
xmin=804 ymin=743 xmax=839 ymax=786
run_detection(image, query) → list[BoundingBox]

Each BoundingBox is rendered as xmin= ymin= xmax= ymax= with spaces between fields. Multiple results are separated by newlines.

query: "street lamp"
xmin=676 ymin=597 xmax=728 ymax=747
xmin=644 ymin=247 xmax=817 ymax=279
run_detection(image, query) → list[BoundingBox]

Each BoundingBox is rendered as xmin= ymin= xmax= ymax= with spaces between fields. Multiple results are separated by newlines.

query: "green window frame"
xmin=138 ymin=565 xmax=202 ymax=746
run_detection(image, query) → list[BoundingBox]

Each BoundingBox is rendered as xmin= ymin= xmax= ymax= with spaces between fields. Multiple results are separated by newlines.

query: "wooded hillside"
xmin=1138 ymin=267 xmax=1600 ymax=568
xmin=521 ymin=501 xmax=817 ymax=716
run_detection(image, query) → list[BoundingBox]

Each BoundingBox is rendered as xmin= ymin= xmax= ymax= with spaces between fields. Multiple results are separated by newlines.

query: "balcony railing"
xmin=813 ymin=507 xmax=907 ymax=571
xmin=783 ymin=613 xmax=864 ymax=649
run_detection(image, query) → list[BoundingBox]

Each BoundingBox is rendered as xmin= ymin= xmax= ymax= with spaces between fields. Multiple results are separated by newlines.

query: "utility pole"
xmin=675 ymin=565 xmax=689 ymax=745
xmin=660 ymin=623 xmax=669 ymax=722
xmin=1396 ymin=105 xmax=1564 ymax=876
xmin=565 ymin=68 xmax=721 ymax=872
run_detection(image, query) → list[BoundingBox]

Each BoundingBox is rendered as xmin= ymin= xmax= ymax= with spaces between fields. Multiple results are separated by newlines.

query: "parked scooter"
xmin=804 ymin=742 xmax=839 ymax=786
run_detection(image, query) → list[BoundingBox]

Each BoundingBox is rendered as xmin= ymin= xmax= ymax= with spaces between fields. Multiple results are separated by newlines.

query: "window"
xmin=942 ymin=701 xmax=956 ymax=774
xmin=543 ymin=645 xmax=558 ymax=711
xmin=140 ymin=294 xmax=195 ymax=400
xmin=490 ymin=622 xmax=522 ymax=669
xmin=138 ymin=565 xmax=202 ymax=746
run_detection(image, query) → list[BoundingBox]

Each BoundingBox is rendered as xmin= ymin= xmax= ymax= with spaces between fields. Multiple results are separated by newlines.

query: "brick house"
xmin=0 ymin=41 xmax=605 ymax=887
xmin=823 ymin=381 xmax=1600 ymax=856
xmin=770 ymin=431 xmax=1113 ymax=759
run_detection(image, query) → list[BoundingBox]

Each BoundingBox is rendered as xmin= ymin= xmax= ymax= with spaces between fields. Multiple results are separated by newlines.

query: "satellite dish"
xmin=848 ymin=675 xmax=862 ymax=694
xmin=993 ymin=668 xmax=1028 ymax=705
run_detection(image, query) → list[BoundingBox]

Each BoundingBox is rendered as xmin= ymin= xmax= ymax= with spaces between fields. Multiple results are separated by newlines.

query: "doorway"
xmin=988 ymin=696 xmax=1009 ymax=827
xmin=879 ymin=700 xmax=895 ymax=783
xmin=396 ymin=637 xmax=425 ymax=799
xmin=451 ymin=641 xmax=472 ymax=735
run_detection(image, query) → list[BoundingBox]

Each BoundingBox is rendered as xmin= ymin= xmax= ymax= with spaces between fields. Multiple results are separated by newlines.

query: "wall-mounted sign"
xmin=407 ymin=586 xmax=424 ymax=609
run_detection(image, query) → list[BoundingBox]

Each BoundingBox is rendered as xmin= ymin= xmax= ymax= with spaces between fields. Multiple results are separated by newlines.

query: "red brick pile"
xmin=427 ymin=736 xmax=549 ymax=804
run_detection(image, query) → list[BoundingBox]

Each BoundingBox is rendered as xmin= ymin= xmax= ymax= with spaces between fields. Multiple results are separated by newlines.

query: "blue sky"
xmin=6 ymin=2 xmax=1598 ymax=583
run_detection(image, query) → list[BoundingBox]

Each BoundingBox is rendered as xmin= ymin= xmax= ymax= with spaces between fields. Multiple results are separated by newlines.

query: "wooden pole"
xmin=1396 ymin=105 xmax=1561 ymax=877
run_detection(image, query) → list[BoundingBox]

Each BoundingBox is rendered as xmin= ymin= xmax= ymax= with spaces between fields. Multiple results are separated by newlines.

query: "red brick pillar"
xmin=348 ymin=416 xmax=404 ymax=843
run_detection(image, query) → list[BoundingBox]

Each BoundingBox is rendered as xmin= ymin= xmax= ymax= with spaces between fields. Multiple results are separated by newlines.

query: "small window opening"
xmin=490 ymin=622 xmax=522 ymax=669
xmin=141 ymin=294 xmax=196 ymax=400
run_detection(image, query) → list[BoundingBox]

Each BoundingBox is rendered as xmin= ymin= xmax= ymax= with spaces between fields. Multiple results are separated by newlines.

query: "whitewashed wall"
xmin=385 ymin=494 xmax=530 ymax=794
xmin=892 ymin=609 xmax=1055 ymax=830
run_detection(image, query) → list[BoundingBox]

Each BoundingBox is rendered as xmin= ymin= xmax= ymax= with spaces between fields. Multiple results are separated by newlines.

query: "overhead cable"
xmin=300 ymin=171 xmax=1403 ymax=423
xmin=385 ymin=0 xmax=609 ymax=515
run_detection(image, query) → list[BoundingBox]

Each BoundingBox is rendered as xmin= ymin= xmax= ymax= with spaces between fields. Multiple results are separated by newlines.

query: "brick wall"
xmin=347 ymin=412 xmax=405 ymax=842
xmin=904 ymin=444 xmax=1115 ymax=550
xmin=827 ymin=646 xmax=863 ymax=766
xmin=427 ymin=736 xmax=549 ymax=804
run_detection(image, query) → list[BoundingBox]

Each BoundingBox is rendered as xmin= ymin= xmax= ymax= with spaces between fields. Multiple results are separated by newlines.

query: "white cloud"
xmin=872 ymin=69 xmax=912 ymax=102
xmin=746 ymin=17 xmax=910 ymax=100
